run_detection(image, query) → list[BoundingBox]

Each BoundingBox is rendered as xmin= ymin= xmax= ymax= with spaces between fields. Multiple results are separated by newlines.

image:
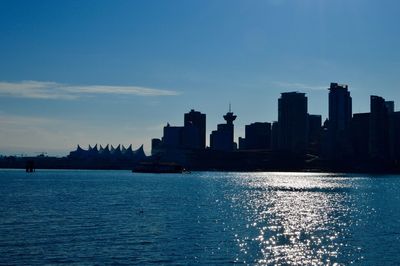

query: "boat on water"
xmin=132 ymin=161 xmax=185 ymax=173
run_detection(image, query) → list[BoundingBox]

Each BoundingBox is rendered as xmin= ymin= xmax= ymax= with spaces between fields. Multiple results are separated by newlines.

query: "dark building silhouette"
xmin=239 ymin=122 xmax=271 ymax=150
xmin=152 ymin=109 xmax=207 ymax=154
xmin=308 ymin=114 xmax=322 ymax=154
xmin=183 ymin=109 xmax=206 ymax=149
xmin=99 ymin=144 xmax=111 ymax=157
xmin=110 ymin=144 xmax=122 ymax=157
xmin=88 ymin=144 xmax=99 ymax=157
xmin=369 ymin=96 xmax=390 ymax=160
xmin=271 ymin=121 xmax=279 ymax=150
xmin=277 ymin=92 xmax=308 ymax=154
xmin=210 ymin=107 xmax=237 ymax=151
xmin=386 ymin=101 xmax=395 ymax=113
xmin=351 ymin=113 xmax=370 ymax=159
xmin=68 ymin=144 xmax=146 ymax=169
xmin=327 ymin=82 xmax=353 ymax=159
xmin=151 ymin=138 xmax=162 ymax=155
xmin=5 ymin=85 xmax=400 ymax=172
xmin=162 ymin=123 xmax=183 ymax=149
xmin=238 ymin=137 xmax=246 ymax=150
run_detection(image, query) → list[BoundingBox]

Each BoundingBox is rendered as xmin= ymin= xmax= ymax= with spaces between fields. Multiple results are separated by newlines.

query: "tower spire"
xmin=224 ymin=103 xmax=237 ymax=125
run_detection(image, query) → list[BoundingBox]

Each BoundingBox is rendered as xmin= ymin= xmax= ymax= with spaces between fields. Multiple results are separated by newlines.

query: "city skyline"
xmin=1 ymin=0 xmax=400 ymax=155
xmin=1 ymin=80 xmax=398 ymax=156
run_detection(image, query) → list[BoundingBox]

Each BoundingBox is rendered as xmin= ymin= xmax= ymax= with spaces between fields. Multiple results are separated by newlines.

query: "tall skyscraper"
xmin=329 ymin=83 xmax=352 ymax=133
xmin=277 ymin=92 xmax=308 ymax=154
xmin=327 ymin=83 xmax=353 ymax=159
xmin=210 ymin=107 xmax=237 ymax=151
xmin=370 ymin=95 xmax=390 ymax=159
xmin=351 ymin=113 xmax=370 ymax=159
xmin=183 ymin=109 xmax=206 ymax=149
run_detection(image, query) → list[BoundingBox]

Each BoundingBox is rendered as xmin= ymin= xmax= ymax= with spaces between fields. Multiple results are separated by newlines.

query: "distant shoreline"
xmin=1 ymin=152 xmax=400 ymax=174
xmin=1 ymin=166 xmax=399 ymax=175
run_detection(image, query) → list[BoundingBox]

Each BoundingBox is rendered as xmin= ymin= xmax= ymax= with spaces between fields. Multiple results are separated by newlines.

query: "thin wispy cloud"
xmin=273 ymin=81 xmax=327 ymax=91
xmin=0 ymin=80 xmax=180 ymax=100
xmin=0 ymin=113 xmax=55 ymax=126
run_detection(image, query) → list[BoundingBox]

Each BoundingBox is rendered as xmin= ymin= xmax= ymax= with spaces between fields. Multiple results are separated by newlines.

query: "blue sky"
xmin=1 ymin=0 xmax=400 ymax=155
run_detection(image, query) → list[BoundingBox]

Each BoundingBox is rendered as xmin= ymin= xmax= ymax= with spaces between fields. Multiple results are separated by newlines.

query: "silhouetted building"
xmin=277 ymin=92 xmax=308 ymax=154
xmin=271 ymin=121 xmax=279 ymax=150
xmin=69 ymin=144 xmax=146 ymax=162
xmin=121 ymin=144 xmax=136 ymax=157
xmin=163 ymin=123 xmax=183 ymax=149
xmin=327 ymin=82 xmax=353 ymax=159
xmin=240 ymin=122 xmax=271 ymax=150
xmin=183 ymin=109 xmax=206 ymax=149
xmin=87 ymin=144 xmax=99 ymax=158
xmin=210 ymin=108 xmax=237 ymax=151
xmin=99 ymin=144 xmax=111 ymax=157
xmin=110 ymin=145 xmax=122 ymax=157
xmin=308 ymin=114 xmax=322 ymax=154
xmin=151 ymin=138 xmax=162 ymax=155
xmin=238 ymin=137 xmax=246 ymax=150
xmin=370 ymin=96 xmax=390 ymax=160
xmin=386 ymin=101 xmax=395 ymax=114
xmin=155 ymin=110 xmax=207 ymax=152
xmin=351 ymin=113 xmax=370 ymax=159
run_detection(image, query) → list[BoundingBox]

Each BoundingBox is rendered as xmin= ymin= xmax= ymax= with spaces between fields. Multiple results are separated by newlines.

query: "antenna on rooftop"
xmin=229 ymin=102 xmax=231 ymax=112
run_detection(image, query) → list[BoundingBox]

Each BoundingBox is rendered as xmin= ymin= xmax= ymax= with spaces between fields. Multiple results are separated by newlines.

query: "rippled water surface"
xmin=1 ymin=170 xmax=400 ymax=265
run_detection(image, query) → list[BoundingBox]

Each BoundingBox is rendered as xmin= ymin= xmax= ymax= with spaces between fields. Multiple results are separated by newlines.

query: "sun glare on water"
xmin=224 ymin=172 xmax=360 ymax=265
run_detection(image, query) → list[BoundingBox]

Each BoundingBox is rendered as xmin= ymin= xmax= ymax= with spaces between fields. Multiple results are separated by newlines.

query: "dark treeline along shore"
xmin=1 ymin=82 xmax=400 ymax=173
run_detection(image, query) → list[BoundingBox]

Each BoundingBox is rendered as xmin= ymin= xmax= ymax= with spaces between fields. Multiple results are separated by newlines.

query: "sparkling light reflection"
xmin=225 ymin=172 xmax=362 ymax=265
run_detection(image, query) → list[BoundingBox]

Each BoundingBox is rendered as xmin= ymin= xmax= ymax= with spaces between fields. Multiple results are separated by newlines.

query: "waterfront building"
xmin=88 ymin=144 xmax=99 ymax=158
xmin=99 ymin=144 xmax=111 ymax=156
xmin=162 ymin=123 xmax=183 ymax=150
xmin=151 ymin=138 xmax=162 ymax=155
xmin=277 ymin=92 xmax=308 ymax=154
xmin=386 ymin=101 xmax=395 ymax=113
xmin=308 ymin=114 xmax=322 ymax=154
xmin=370 ymin=96 xmax=390 ymax=160
xmin=155 ymin=109 xmax=206 ymax=152
xmin=271 ymin=121 xmax=279 ymax=150
xmin=240 ymin=122 xmax=271 ymax=150
xmin=121 ymin=144 xmax=135 ymax=157
xmin=68 ymin=144 xmax=145 ymax=161
xmin=210 ymin=107 xmax=237 ymax=151
xmin=238 ymin=137 xmax=246 ymax=150
xmin=162 ymin=123 xmax=183 ymax=149
xmin=327 ymin=82 xmax=353 ymax=159
xmin=351 ymin=113 xmax=370 ymax=159
xmin=110 ymin=145 xmax=122 ymax=157
xmin=183 ymin=109 xmax=206 ymax=149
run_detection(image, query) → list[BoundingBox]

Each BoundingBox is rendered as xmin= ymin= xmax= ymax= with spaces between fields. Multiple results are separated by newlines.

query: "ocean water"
xmin=0 ymin=170 xmax=399 ymax=265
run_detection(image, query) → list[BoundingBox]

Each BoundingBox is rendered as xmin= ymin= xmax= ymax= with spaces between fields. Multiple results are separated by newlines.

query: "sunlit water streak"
xmin=0 ymin=170 xmax=399 ymax=265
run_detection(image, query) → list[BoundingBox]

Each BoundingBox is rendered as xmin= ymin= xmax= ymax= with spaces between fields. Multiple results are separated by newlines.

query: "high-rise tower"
xmin=329 ymin=83 xmax=352 ymax=133
xmin=277 ymin=92 xmax=308 ymax=154
xmin=370 ymin=95 xmax=390 ymax=159
xmin=183 ymin=109 xmax=206 ymax=149
xmin=210 ymin=105 xmax=237 ymax=151
xmin=327 ymin=83 xmax=353 ymax=159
